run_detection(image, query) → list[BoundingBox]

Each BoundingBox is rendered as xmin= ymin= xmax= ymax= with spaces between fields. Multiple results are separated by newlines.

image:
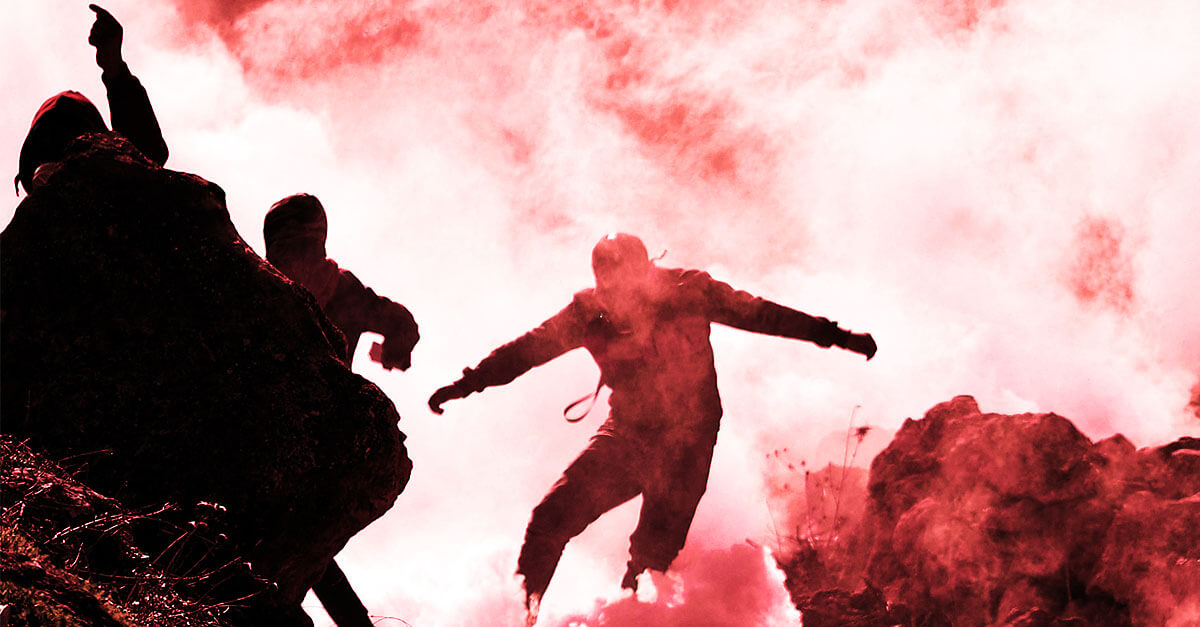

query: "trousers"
xmin=516 ymin=428 xmax=717 ymax=600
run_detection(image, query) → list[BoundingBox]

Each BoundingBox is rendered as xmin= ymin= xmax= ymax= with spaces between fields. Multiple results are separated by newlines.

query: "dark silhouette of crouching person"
xmin=16 ymin=4 xmax=167 ymax=195
xmin=264 ymin=193 xmax=419 ymax=370
xmin=429 ymin=233 xmax=876 ymax=621
xmin=264 ymin=193 xmax=419 ymax=627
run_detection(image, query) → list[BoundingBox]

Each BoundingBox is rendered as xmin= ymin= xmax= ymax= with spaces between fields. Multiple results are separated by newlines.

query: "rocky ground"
xmin=0 ymin=435 xmax=277 ymax=626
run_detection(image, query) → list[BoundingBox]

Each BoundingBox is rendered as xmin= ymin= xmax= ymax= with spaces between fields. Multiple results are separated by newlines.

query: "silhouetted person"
xmin=264 ymin=193 xmax=419 ymax=627
xmin=264 ymin=193 xmax=419 ymax=370
xmin=15 ymin=4 xmax=167 ymax=195
xmin=428 ymin=233 xmax=877 ymax=621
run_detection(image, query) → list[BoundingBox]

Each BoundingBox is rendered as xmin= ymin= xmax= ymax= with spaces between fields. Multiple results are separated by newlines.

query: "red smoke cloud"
xmin=925 ymin=0 xmax=1007 ymax=31
xmin=1192 ymin=382 xmax=1200 ymax=420
xmin=5 ymin=0 xmax=1200 ymax=624
xmin=179 ymin=1 xmax=777 ymax=192
xmin=1068 ymin=215 xmax=1135 ymax=312
xmin=551 ymin=543 xmax=798 ymax=626
xmin=597 ymin=90 xmax=771 ymax=188
xmin=168 ymin=0 xmax=270 ymax=30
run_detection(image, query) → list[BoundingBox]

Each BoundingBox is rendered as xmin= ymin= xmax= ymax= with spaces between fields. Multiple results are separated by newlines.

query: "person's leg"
xmin=311 ymin=559 xmax=371 ymax=627
xmin=623 ymin=439 xmax=716 ymax=590
xmin=517 ymin=435 xmax=642 ymax=606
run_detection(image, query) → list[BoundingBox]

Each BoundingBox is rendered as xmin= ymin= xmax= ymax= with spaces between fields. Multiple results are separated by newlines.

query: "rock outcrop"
xmin=1 ymin=133 xmax=412 ymax=616
xmin=778 ymin=395 xmax=1200 ymax=626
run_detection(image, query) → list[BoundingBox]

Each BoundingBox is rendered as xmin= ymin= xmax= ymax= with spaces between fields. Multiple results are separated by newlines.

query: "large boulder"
xmin=1 ymin=133 xmax=412 ymax=609
xmin=1090 ymin=491 xmax=1200 ymax=625
xmin=865 ymin=396 xmax=1117 ymax=624
xmin=777 ymin=395 xmax=1199 ymax=625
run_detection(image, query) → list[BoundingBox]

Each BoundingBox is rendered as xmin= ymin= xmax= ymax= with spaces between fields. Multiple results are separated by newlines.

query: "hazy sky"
xmin=4 ymin=1 xmax=1199 ymax=624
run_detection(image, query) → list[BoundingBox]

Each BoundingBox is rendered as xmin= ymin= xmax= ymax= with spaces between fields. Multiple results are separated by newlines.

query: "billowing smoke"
xmin=4 ymin=0 xmax=1199 ymax=624
xmin=551 ymin=543 xmax=800 ymax=626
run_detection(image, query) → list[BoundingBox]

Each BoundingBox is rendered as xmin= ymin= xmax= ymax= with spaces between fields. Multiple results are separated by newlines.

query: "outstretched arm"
xmin=428 ymin=302 xmax=584 ymax=414
xmin=89 ymin=4 xmax=169 ymax=165
xmin=699 ymin=271 xmax=877 ymax=359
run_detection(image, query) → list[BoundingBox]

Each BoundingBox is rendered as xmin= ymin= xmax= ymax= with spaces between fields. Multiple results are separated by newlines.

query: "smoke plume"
xmin=4 ymin=0 xmax=1199 ymax=623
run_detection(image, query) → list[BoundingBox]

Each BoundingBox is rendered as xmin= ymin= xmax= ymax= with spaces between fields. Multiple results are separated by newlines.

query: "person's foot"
xmin=620 ymin=562 xmax=643 ymax=592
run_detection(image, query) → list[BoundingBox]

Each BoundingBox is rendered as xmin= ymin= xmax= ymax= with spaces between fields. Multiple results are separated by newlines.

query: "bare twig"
xmin=832 ymin=405 xmax=861 ymax=539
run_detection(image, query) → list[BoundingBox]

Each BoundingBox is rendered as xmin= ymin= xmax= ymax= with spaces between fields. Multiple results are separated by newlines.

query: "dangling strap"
xmin=563 ymin=376 xmax=605 ymax=423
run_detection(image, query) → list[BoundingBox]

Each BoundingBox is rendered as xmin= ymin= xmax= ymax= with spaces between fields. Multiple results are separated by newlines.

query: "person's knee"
xmin=525 ymin=513 xmax=564 ymax=542
xmin=527 ymin=477 xmax=622 ymax=540
xmin=525 ymin=497 xmax=587 ymax=542
xmin=628 ymin=517 xmax=692 ymax=570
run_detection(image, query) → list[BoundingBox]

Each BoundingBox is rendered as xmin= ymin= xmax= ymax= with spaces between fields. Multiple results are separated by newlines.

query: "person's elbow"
xmin=146 ymin=138 xmax=168 ymax=166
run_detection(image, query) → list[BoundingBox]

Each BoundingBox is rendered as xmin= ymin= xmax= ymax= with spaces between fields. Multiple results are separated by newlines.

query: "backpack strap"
xmin=563 ymin=375 xmax=605 ymax=423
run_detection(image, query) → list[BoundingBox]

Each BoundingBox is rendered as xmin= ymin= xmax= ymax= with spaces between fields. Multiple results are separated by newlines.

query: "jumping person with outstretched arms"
xmin=428 ymin=233 xmax=876 ymax=623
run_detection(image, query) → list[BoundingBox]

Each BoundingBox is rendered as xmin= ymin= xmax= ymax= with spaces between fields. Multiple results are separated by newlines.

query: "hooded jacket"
xmin=263 ymin=195 xmax=417 ymax=364
xmin=17 ymin=63 xmax=168 ymax=193
xmin=456 ymin=267 xmax=846 ymax=441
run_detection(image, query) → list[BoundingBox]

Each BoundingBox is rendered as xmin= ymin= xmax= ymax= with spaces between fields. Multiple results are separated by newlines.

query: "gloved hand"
xmin=428 ymin=381 xmax=469 ymax=415
xmin=370 ymin=306 xmax=419 ymax=370
xmin=374 ymin=331 xmax=418 ymax=371
xmin=842 ymin=332 xmax=877 ymax=360
xmin=88 ymin=5 xmax=124 ymax=73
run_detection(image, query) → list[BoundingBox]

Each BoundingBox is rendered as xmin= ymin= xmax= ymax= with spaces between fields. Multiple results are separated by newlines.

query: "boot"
xmin=620 ymin=560 xmax=644 ymax=592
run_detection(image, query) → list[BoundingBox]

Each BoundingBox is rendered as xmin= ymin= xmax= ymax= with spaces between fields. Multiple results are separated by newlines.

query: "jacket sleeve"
xmin=697 ymin=271 xmax=848 ymax=348
xmin=102 ymin=62 xmax=168 ymax=166
xmin=455 ymin=301 xmax=585 ymax=393
xmin=323 ymin=268 xmax=417 ymax=344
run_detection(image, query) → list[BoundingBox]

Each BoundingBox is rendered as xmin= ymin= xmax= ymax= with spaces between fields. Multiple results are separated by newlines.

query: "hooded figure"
xmin=264 ymin=193 xmax=419 ymax=370
xmin=264 ymin=193 xmax=419 ymax=625
xmin=16 ymin=5 xmax=167 ymax=195
xmin=428 ymin=233 xmax=877 ymax=621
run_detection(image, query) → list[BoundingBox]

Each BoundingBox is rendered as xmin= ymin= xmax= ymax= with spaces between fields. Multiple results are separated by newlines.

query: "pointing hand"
xmin=88 ymin=4 xmax=124 ymax=72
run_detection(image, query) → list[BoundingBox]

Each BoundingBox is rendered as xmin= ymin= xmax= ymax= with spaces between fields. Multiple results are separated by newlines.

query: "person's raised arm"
xmin=89 ymin=4 xmax=168 ymax=165
xmin=428 ymin=301 xmax=584 ymax=414
xmin=699 ymin=271 xmax=877 ymax=359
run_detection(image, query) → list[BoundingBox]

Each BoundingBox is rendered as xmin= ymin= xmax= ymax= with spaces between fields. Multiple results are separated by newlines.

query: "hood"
xmin=16 ymin=91 xmax=107 ymax=194
xmin=264 ymin=193 xmax=329 ymax=258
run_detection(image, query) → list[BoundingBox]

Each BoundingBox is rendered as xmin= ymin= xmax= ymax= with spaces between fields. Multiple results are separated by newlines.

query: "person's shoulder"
xmin=659 ymin=267 xmax=714 ymax=288
xmin=570 ymin=287 xmax=600 ymax=310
